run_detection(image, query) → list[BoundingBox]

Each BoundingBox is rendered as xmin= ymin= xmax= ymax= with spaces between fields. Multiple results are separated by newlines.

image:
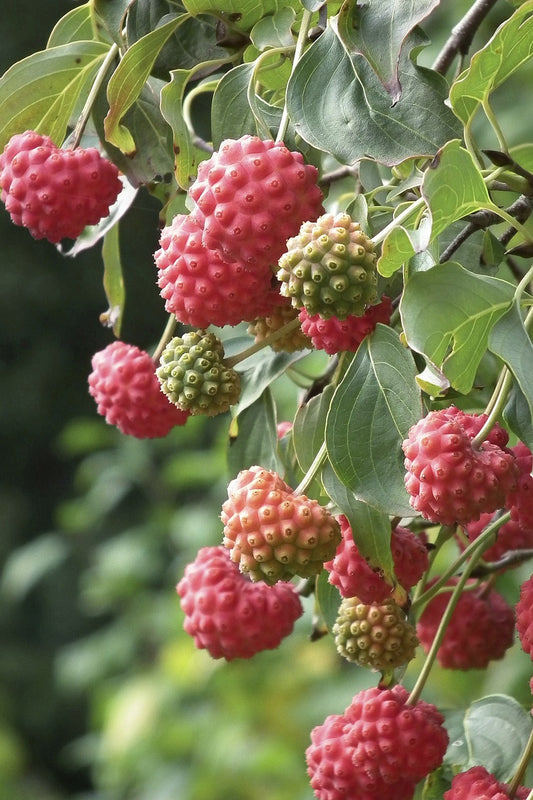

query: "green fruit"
xmin=276 ymin=212 xmax=378 ymax=319
xmin=333 ymin=596 xmax=418 ymax=671
xmin=157 ymin=330 xmax=240 ymax=417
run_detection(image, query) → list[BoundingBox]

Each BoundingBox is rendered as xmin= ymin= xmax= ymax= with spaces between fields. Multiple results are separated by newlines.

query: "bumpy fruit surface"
xmin=306 ymin=685 xmax=448 ymax=800
xmin=176 ymin=545 xmax=303 ymax=660
xmin=277 ymin=212 xmax=378 ymax=319
xmin=247 ymin=302 xmax=312 ymax=352
xmin=444 ymin=766 xmax=530 ymax=800
xmin=155 ymin=213 xmax=284 ymax=328
xmin=333 ymin=596 xmax=418 ymax=671
xmin=0 ymin=130 xmax=122 ymax=242
xmin=416 ymin=578 xmax=515 ymax=669
xmin=506 ymin=442 xmax=533 ymax=531
xmin=221 ymin=465 xmax=341 ymax=584
xmin=88 ymin=341 xmax=189 ymax=438
xmin=324 ymin=517 xmax=429 ymax=602
xmin=189 ymin=135 xmax=324 ymax=269
xmin=299 ymin=295 xmax=392 ymax=354
xmin=402 ymin=407 xmax=517 ymax=525
xmin=516 ymin=574 xmax=533 ymax=659
xmin=157 ymin=330 xmax=240 ymax=416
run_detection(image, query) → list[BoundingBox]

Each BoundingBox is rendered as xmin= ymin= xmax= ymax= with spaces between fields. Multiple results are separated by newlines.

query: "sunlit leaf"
xmin=325 ymin=324 xmax=422 ymax=515
xmin=450 ymin=1 xmax=533 ymax=126
xmin=47 ymin=3 xmax=95 ymax=47
xmin=401 ymin=262 xmax=515 ymax=394
xmin=286 ymin=22 xmax=460 ymax=166
xmin=104 ymin=14 xmax=190 ymax=152
xmin=100 ymin=223 xmax=125 ymax=337
xmin=0 ymin=42 xmax=110 ymax=151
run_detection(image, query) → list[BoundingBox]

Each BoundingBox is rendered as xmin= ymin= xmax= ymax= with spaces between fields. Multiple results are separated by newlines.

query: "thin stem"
xmin=151 ymin=314 xmax=177 ymax=363
xmin=294 ymin=441 xmax=327 ymax=496
xmin=276 ymin=9 xmax=313 ymax=143
xmin=507 ymin=725 xmax=533 ymax=798
xmin=410 ymin=511 xmax=511 ymax=614
xmin=225 ymin=316 xmax=301 ymax=368
xmin=371 ymin=196 xmax=426 ymax=246
xmin=70 ymin=43 xmax=119 ymax=149
xmin=471 ymin=368 xmax=514 ymax=447
xmin=407 ymin=536 xmax=488 ymax=705
xmin=432 ymin=0 xmax=499 ymax=76
xmin=483 ymin=97 xmax=509 ymax=153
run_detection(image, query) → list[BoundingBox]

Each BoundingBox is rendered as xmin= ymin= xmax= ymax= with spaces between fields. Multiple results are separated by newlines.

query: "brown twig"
xmin=432 ymin=0 xmax=500 ymax=76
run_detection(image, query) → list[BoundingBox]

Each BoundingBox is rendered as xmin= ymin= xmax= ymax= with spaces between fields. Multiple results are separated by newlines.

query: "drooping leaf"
xmin=292 ymin=386 xmax=333 ymax=474
xmin=401 ymin=262 xmax=515 ymax=395
xmin=104 ymin=13 xmax=190 ymax=152
xmin=336 ymin=0 xmax=441 ymax=102
xmin=160 ymin=69 xmax=199 ymax=190
xmin=322 ymin=464 xmax=395 ymax=586
xmin=464 ymin=695 xmax=533 ymax=782
xmin=450 ymin=1 xmax=533 ymax=126
xmin=325 ymin=324 xmax=422 ymax=515
xmin=503 ymin=383 xmax=533 ymax=454
xmin=0 ymin=42 xmax=110 ymax=151
xmin=211 ymin=62 xmax=260 ymax=144
xmin=47 ymin=3 xmax=95 ymax=47
xmin=489 ymin=302 xmax=533 ymax=441
xmin=227 ymin=389 xmax=282 ymax=476
xmin=286 ymin=21 xmax=460 ymax=166
xmin=100 ymin=222 xmax=125 ymax=337
xmin=232 ymin=348 xmax=310 ymax=415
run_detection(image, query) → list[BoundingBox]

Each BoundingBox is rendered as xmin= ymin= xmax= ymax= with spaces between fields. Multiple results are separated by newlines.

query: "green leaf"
xmin=401 ymin=262 xmax=515 ymax=395
xmin=0 ymin=41 xmax=110 ymax=151
xmin=503 ymin=383 xmax=533 ymax=453
xmin=0 ymin=534 xmax=69 ymax=600
xmin=450 ymin=1 xmax=533 ymax=126
xmin=322 ymin=464 xmax=395 ymax=585
xmin=286 ymin=22 xmax=460 ymax=166
xmin=91 ymin=0 xmax=131 ymax=46
xmin=442 ymin=709 xmax=470 ymax=772
xmin=315 ymin=569 xmax=341 ymax=632
xmin=464 ymin=695 xmax=533 ymax=781
xmin=325 ymin=324 xmax=422 ymax=515
xmin=160 ymin=69 xmax=198 ymax=190
xmin=231 ymin=348 xmax=310 ymax=415
xmin=104 ymin=14 xmax=190 ymax=152
xmin=422 ymin=140 xmax=494 ymax=240
xmin=227 ymin=389 xmax=282 ymax=477
xmin=377 ymin=218 xmax=431 ymax=278
xmin=489 ymin=302 xmax=533 ymax=437
xmin=100 ymin=223 xmax=125 ymax=337
xmin=250 ymin=7 xmax=296 ymax=49
xmin=336 ymin=0 xmax=440 ymax=102
xmin=47 ymin=3 xmax=95 ymax=47
xmin=183 ymin=0 xmax=299 ymax=32
xmin=211 ymin=63 xmax=258 ymax=144
xmin=292 ymin=386 xmax=333 ymax=473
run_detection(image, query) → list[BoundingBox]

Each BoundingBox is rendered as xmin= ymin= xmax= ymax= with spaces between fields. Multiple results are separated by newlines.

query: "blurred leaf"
xmin=104 ymin=14 xmax=190 ymax=152
xmin=450 ymin=2 xmax=533 ymax=126
xmin=322 ymin=464 xmax=395 ymax=586
xmin=325 ymin=325 xmax=421 ymax=515
xmin=336 ymin=0 xmax=440 ymax=102
xmin=464 ymin=695 xmax=533 ymax=781
xmin=442 ymin=708 xmax=470 ymax=772
xmin=100 ymin=222 xmax=125 ymax=336
xmin=47 ymin=3 xmax=95 ymax=47
xmin=1 ymin=534 xmax=69 ymax=600
xmin=227 ymin=389 xmax=282 ymax=476
xmin=286 ymin=22 xmax=460 ymax=166
xmin=401 ymin=262 xmax=515 ymax=394
xmin=0 ymin=41 xmax=109 ymax=151
xmin=315 ymin=569 xmax=341 ymax=632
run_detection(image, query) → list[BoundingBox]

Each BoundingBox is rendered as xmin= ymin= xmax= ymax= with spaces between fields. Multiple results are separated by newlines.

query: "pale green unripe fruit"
xmin=276 ymin=212 xmax=378 ymax=319
xmin=333 ymin=596 xmax=418 ymax=671
xmin=157 ymin=330 xmax=240 ymax=417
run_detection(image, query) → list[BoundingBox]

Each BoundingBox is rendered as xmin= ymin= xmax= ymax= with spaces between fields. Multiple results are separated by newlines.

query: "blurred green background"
xmin=0 ymin=3 xmax=532 ymax=800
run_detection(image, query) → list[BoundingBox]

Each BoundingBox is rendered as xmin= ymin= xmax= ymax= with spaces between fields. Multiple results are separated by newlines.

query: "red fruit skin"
xmin=416 ymin=578 xmax=515 ymax=669
xmin=155 ymin=213 xmax=284 ymax=328
xmin=221 ymin=465 xmax=341 ymax=584
xmin=189 ymin=135 xmax=324 ymax=269
xmin=506 ymin=442 xmax=533 ymax=531
xmin=299 ymin=296 xmax=392 ymax=355
xmin=176 ymin=545 xmax=303 ymax=660
xmin=324 ymin=516 xmax=428 ymax=602
xmin=516 ymin=573 xmax=533 ymax=659
xmin=444 ymin=766 xmax=530 ymax=800
xmin=307 ymin=686 xmax=447 ymax=800
xmin=88 ymin=341 xmax=189 ymax=438
xmin=0 ymin=130 xmax=122 ymax=242
xmin=402 ymin=408 xmax=517 ymax=525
